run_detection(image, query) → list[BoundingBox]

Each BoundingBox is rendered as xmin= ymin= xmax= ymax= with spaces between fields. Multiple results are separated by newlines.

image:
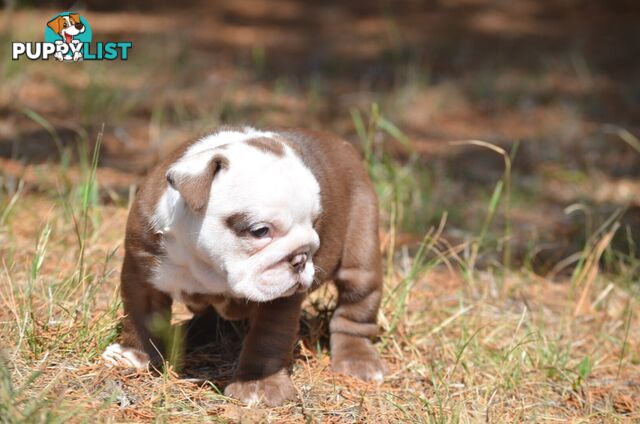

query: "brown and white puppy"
xmin=102 ymin=127 xmax=384 ymax=406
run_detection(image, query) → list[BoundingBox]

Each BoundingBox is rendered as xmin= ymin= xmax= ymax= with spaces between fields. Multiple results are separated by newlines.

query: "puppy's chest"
xmin=150 ymin=236 xmax=229 ymax=305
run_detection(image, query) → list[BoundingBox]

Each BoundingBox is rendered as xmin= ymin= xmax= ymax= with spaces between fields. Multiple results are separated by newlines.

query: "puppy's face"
xmin=165 ymin=136 xmax=321 ymax=302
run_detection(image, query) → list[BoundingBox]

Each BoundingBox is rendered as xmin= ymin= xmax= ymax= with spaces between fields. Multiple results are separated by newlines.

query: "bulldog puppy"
xmin=102 ymin=127 xmax=384 ymax=406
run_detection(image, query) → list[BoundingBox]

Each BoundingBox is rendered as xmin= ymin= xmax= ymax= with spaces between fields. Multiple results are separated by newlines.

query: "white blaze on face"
xmin=152 ymin=128 xmax=321 ymax=302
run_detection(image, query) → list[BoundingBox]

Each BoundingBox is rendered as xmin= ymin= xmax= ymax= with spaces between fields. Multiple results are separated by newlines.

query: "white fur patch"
xmin=372 ymin=371 xmax=384 ymax=383
xmin=102 ymin=343 xmax=150 ymax=369
xmin=150 ymin=128 xmax=322 ymax=304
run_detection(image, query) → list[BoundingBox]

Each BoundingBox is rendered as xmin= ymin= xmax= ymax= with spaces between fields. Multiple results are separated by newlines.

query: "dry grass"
xmin=0 ymin=169 xmax=638 ymax=422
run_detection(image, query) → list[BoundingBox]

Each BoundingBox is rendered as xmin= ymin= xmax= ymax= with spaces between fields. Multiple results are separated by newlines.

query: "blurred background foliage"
xmin=1 ymin=0 xmax=639 ymax=276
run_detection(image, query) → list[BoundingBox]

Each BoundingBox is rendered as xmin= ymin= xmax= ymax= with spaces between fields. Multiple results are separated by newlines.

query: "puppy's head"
xmin=166 ymin=135 xmax=321 ymax=302
xmin=47 ymin=14 xmax=85 ymax=42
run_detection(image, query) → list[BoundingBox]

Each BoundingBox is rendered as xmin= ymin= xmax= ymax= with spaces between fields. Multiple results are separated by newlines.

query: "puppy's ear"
xmin=166 ymin=154 xmax=228 ymax=212
xmin=47 ymin=16 xmax=63 ymax=34
xmin=69 ymin=14 xmax=81 ymax=25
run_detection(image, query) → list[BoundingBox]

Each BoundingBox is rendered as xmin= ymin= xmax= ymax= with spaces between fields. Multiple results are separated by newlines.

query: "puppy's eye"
xmin=249 ymin=226 xmax=270 ymax=238
xmin=63 ymin=22 xmax=68 ymax=28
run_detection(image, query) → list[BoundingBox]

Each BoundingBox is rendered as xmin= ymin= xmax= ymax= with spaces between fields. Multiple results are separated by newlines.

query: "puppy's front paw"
xmin=224 ymin=370 xmax=296 ymax=406
xmin=331 ymin=333 xmax=385 ymax=382
xmin=102 ymin=343 xmax=150 ymax=370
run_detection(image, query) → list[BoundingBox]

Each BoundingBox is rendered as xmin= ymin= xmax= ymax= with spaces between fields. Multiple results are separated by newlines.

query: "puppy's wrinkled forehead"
xmin=169 ymin=128 xmax=321 ymax=220
xmin=218 ymin=137 xmax=320 ymax=221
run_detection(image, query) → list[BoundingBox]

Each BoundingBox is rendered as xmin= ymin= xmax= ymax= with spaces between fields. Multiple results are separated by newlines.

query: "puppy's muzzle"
xmin=289 ymin=252 xmax=308 ymax=273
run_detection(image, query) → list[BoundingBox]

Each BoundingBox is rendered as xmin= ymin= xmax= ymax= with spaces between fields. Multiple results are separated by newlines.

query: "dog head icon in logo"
xmin=45 ymin=12 xmax=92 ymax=61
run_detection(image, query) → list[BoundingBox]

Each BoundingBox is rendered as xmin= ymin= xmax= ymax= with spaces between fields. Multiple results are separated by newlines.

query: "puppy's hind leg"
xmin=330 ymin=191 xmax=385 ymax=382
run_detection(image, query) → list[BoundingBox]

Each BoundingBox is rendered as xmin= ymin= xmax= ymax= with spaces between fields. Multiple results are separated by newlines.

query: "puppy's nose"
xmin=289 ymin=252 xmax=308 ymax=273
xmin=75 ymin=23 xmax=84 ymax=30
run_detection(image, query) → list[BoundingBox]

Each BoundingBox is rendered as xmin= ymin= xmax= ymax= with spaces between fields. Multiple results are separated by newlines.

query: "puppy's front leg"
xmin=224 ymin=293 xmax=304 ymax=406
xmin=103 ymin=251 xmax=172 ymax=370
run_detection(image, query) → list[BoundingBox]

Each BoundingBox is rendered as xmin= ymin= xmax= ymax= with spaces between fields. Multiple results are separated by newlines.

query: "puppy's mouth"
xmin=282 ymin=281 xmax=307 ymax=298
xmin=64 ymin=33 xmax=73 ymax=43
xmin=264 ymin=259 xmax=311 ymax=293
xmin=231 ymin=254 xmax=315 ymax=301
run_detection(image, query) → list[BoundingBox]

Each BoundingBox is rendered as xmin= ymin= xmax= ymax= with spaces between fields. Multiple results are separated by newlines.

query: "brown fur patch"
xmin=244 ymin=137 xmax=285 ymax=156
xmin=166 ymin=154 xmax=228 ymax=212
xmin=225 ymin=212 xmax=252 ymax=235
